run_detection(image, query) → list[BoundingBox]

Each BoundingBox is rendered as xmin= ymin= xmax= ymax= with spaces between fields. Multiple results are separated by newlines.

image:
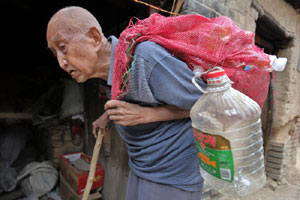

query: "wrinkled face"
xmin=47 ymin=23 xmax=98 ymax=83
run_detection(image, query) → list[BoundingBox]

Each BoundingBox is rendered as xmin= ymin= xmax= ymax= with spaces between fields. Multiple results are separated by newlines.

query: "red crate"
xmin=60 ymin=152 xmax=104 ymax=194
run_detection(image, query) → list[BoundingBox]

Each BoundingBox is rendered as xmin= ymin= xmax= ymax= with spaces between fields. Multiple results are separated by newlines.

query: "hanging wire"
xmin=132 ymin=0 xmax=181 ymax=16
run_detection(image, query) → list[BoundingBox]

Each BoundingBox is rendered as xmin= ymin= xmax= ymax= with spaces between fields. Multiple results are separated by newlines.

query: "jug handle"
xmin=192 ymin=73 xmax=207 ymax=94
xmin=192 ymin=67 xmax=224 ymax=94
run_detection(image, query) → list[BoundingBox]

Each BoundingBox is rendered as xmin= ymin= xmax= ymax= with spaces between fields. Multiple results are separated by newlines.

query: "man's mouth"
xmin=70 ymin=70 xmax=76 ymax=75
xmin=68 ymin=70 xmax=78 ymax=79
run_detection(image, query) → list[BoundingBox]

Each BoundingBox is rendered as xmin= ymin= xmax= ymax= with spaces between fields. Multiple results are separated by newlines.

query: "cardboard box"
xmin=60 ymin=152 xmax=104 ymax=194
xmin=60 ymin=172 xmax=102 ymax=200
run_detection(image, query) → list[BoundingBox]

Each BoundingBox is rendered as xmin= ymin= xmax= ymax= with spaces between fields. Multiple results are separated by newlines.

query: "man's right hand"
xmin=92 ymin=111 xmax=110 ymax=138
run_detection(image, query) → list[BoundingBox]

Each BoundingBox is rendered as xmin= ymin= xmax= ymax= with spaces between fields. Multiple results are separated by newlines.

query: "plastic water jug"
xmin=190 ymin=67 xmax=266 ymax=197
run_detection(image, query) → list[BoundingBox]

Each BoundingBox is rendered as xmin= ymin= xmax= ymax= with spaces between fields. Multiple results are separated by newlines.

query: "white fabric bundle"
xmin=17 ymin=161 xmax=58 ymax=197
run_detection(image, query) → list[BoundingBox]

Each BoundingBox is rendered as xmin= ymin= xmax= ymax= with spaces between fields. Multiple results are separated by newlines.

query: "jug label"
xmin=193 ymin=128 xmax=234 ymax=182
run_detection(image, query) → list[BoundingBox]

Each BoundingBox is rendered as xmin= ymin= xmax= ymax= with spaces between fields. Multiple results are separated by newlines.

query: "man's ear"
xmin=88 ymin=27 xmax=102 ymax=50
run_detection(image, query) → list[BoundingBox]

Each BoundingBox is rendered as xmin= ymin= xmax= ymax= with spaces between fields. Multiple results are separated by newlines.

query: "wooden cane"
xmin=82 ymin=130 xmax=103 ymax=200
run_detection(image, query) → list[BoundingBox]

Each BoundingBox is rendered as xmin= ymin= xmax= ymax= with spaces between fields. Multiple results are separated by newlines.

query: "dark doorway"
xmin=1 ymin=0 xmax=148 ymax=112
xmin=255 ymin=13 xmax=294 ymax=146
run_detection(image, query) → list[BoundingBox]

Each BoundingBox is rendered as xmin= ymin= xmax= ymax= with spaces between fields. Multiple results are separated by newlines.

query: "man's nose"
xmin=57 ymin=53 xmax=68 ymax=70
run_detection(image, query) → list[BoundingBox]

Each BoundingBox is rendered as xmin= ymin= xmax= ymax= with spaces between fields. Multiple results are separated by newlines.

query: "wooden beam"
xmin=0 ymin=112 xmax=33 ymax=119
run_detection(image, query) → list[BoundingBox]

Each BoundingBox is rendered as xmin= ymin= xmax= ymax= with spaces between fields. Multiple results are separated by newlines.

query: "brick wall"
xmin=181 ymin=0 xmax=257 ymax=31
xmin=265 ymin=140 xmax=288 ymax=181
xmin=265 ymin=117 xmax=300 ymax=181
xmin=289 ymin=119 xmax=300 ymax=165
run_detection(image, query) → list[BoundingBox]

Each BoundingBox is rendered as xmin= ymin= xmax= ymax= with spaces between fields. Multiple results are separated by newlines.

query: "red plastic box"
xmin=60 ymin=172 xmax=102 ymax=200
xmin=60 ymin=152 xmax=104 ymax=194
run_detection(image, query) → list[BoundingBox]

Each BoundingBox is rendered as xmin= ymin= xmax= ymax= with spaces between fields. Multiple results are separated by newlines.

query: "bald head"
xmin=46 ymin=6 xmax=112 ymax=83
xmin=47 ymin=6 xmax=102 ymax=40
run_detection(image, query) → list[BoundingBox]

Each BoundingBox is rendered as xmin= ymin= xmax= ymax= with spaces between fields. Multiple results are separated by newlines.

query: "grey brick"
xmin=180 ymin=10 xmax=201 ymax=15
xmin=211 ymin=1 xmax=228 ymax=16
xmin=210 ymin=11 xmax=219 ymax=18
xmin=181 ymin=0 xmax=192 ymax=11
xmin=265 ymin=161 xmax=283 ymax=169
xmin=267 ymin=156 xmax=284 ymax=165
xmin=288 ymin=150 xmax=297 ymax=156
xmin=267 ymin=172 xmax=282 ymax=181
xmin=250 ymin=7 xmax=258 ymax=20
xmin=265 ymin=167 xmax=283 ymax=175
xmin=269 ymin=179 xmax=278 ymax=190
xmin=267 ymin=150 xmax=285 ymax=159
xmin=269 ymin=140 xmax=285 ymax=148
xmin=195 ymin=0 xmax=204 ymax=3
xmin=200 ymin=0 xmax=226 ymax=6
xmin=270 ymin=146 xmax=285 ymax=152
xmin=226 ymin=0 xmax=246 ymax=13
xmin=228 ymin=9 xmax=235 ymax=19
xmin=202 ymin=0 xmax=211 ymax=7
xmin=199 ymin=4 xmax=219 ymax=18
xmin=232 ymin=11 xmax=245 ymax=27
xmin=181 ymin=0 xmax=219 ymax=18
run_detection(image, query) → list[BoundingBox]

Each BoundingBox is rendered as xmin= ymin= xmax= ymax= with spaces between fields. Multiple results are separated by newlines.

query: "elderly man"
xmin=47 ymin=6 xmax=204 ymax=200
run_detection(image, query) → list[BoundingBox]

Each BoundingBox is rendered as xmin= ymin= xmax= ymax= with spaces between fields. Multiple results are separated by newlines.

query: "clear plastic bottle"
xmin=190 ymin=67 xmax=266 ymax=197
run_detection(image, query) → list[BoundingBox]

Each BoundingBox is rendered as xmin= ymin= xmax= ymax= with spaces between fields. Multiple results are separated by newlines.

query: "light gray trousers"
xmin=125 ymin=171 xmax=202 ymax=200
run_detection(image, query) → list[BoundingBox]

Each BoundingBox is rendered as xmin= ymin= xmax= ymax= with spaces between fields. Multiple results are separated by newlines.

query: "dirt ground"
xmin=211 ymin=147 xmax=300 ymax=200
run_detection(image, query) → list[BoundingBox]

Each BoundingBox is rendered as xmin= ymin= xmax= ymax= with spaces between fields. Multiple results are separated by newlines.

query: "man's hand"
xmin=92 ymin=111 xmax=110 ymax=138
xmin=104 ymin=100 xmax=146 ymax=126
xmin=104 ymin=100 xmax=190 ymax=126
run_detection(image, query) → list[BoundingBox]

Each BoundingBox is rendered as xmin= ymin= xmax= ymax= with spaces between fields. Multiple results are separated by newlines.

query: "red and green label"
xmin=193 ymin=128 xmax=234 ymax=182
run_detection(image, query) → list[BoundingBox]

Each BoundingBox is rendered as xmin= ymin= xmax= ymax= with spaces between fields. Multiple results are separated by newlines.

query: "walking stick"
xmin=82 ymin=130 xmax=103 ymax=200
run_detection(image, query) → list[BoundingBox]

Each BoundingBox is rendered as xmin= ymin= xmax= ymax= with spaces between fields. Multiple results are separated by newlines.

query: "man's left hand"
xmin=104 ymin=100 xmax=147 ymax=126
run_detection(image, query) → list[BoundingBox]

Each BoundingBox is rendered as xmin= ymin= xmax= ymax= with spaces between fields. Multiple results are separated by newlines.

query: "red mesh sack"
xmin=112 ymin=13 xmax=271 ymax=108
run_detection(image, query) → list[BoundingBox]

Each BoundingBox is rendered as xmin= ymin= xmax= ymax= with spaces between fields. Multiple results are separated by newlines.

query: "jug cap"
xmin=192 ymin=67 xmax=231 ymax=93
xmin=207 ymin=70 xmax=225 ymax=79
